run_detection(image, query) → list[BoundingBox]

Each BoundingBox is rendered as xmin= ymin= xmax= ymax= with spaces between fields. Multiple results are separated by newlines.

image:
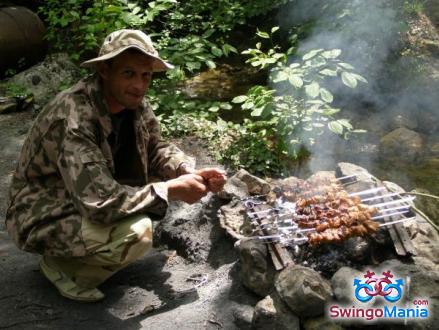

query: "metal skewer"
xmin=349 ymin=187 xmax=386 ymax=197
xmin=361 ymin=192 xmax=400 ymax=202
xmin=371 ymin=197 xmax=415 ymax=208
xmin=253 ymin=217 xmax=417 ymax=243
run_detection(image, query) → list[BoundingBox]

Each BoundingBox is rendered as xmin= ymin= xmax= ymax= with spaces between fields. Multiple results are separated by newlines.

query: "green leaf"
xmin=321 ymin=49 xmax=342 ymax=58
xmin=302 ymin=49 xmax=323 ymax=61
xmin=323 ymin=108 xmax=340 ymax=116
xmin=328 ymin=121 xmax=344 ymax=134
xmin=309 ymin=56 xmax=327 ymax=67
xmin=320 ymin=88 xmax=334 ymax=103
xmin=251 ymin=107 xmax=264 ymax=117
xmin=211 ymin=46 xmax=223 ymax=57
xmin=272 ymin=71 xmax=289 ymax=83
xmin=337 ymin=119 xmax=353 ymax=129
xmin=350 ymin=73 xmax=368 ymax=83
xmin=219 ymin=103 xmax=232 ymax=110
xmin=352 ymin=129 xmax=367 ymax=133
xmin=132 ymin=6 xmax=141 ymax=14
xmin=305 ymin=82 xmax=320 ymax=98
xmin=222 ymin=44 xmax=237 ymax=56
xmin=271 ymin=26 xmax=280 ymax=33
xmin=186 ymin=61 xmax=201 ymax=71
xmin=206 ymin=60 xmax=216 ymax=69
xmin=208 ymin=106 xmax=219 ymax=112
xmin=242 ymin=101 xmax=255 ymax=110
xmin=232 ymin=95 xmax=248 ymax=103
xmin=203 ymin=29 xmax=215 ymax=38
xmin=338 ymin=62 xmax=355 ymax=70
xmin=289 ymin=75 xmax=303 ymax=88
xmin=256 ymin=30 xmax=270 ymax=39
xmin=341 ymin=72 xmax=358 ymax=88
xmin=320 ymin=69 xmax=338 ymax=76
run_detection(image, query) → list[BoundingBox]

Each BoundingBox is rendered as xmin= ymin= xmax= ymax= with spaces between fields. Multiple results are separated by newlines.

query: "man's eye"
xmin=123 ymin=70 xmax=134 ymax=77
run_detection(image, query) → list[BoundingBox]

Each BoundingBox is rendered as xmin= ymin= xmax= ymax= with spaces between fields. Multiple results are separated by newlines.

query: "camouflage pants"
xmin=45 ymin=214 xmax=152 ymax=288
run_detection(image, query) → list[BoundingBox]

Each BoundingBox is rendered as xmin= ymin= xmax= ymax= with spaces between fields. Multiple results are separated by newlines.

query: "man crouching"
xmin=5 ymin=29 xmax=226 ymax=302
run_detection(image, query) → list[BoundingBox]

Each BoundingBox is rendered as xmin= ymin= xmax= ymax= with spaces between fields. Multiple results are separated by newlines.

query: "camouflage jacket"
xmin=5 ymin=75 xmax=194 ymax=257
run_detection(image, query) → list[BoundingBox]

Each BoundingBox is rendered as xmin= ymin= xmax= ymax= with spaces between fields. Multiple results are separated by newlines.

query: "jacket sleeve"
xmin=144 ymin=106 xmax=195 ymax=180
xmin=57 ymin=119 xmax=169 ymax=225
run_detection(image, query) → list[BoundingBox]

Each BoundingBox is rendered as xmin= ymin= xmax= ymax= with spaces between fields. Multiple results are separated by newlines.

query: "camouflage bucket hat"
xmin=81 ymin=29 xmax=174 ymax=72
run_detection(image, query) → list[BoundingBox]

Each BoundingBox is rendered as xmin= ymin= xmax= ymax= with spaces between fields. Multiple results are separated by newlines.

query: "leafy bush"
xmin=224 ymin=28 xmax=368 ymax=173
xmin=39 ymin=0 xmax=287 ymax=78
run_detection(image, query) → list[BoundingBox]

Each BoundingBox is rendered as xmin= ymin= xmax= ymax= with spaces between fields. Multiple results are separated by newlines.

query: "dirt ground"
xmin=0 ymin=111 xmax=258 ymax=330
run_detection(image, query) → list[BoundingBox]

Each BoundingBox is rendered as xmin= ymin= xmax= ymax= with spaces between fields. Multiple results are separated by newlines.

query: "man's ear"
xmin=96 ymin=62 xmax=110 ymax=79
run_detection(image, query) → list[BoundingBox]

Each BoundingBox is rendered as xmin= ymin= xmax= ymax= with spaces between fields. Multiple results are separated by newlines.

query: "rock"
xmin=218 ymin=175 xmax=249 ymax=201
xmin=307 ymin=171 xmax=336 ymax=184
xmin=252 ymin=293 xmax=300 ymax=330
xmin=218 ymin=169 xmax=270 ymax=201
xmin=8 ymin=53 xmax=81 ymax=106
xmin=238 ymin=238 xmax=276 ymax=297
xmin=379 ymin=128 xmax=424 ymax=162
xmin=336 ymin=162 xmax=376 ymax=193
xmin=331 ymin=267 xmax=364 ymax=303
xmin=234 ymin=169 xmax=271 ymax=195
xmin=404 ymin=215 xmax=439 ymax=264
xmin=0 ymin=97 xmax=17 ymax=113
xmin=275 ymin=265 xmax=333 ymax=318
xmin=336 ymin=162 xmax=375 ymax=183
xmin=303 ymin=316 xmax=343 ymax=330
xmin=388 ymin=113 xmax=418 ymax=131
xmin=232 ymin=305 xmax=254 ymax=329
xmin=382 ymin=180 xmax=405 ymax=194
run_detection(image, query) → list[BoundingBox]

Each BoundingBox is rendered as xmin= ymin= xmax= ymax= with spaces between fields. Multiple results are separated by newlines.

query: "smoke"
xmin=275 ymin=0 xmax=439 ymax=187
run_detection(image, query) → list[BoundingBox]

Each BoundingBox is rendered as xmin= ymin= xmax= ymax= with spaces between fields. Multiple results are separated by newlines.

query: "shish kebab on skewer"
xmin=245 ymin=182 xmax=415 ymax=246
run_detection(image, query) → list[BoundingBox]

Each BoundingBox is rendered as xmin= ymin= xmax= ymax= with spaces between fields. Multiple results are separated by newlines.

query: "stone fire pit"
xmin=219 ymin=163 xmax=439 ymax=329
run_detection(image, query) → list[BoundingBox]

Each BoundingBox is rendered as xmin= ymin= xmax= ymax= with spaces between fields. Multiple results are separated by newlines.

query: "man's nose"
xmin=133 ymin=75 xmax=148 ymax=91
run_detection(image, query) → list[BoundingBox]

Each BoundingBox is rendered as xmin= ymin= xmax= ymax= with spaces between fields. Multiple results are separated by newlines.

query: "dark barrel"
xmin=0 ymin=6 xmax=47 ymax=76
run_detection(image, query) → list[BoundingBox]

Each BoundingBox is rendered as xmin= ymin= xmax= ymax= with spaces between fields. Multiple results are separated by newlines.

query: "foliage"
xmin=1 ymin=82 xmax=32 ymax=99
xmin=38 ymin=0 xmax=288 ymax=78
xmin=403 ymin=0 xmax=426 ymax=15
xmin=229 ymin=28 xmax=367 ymax=171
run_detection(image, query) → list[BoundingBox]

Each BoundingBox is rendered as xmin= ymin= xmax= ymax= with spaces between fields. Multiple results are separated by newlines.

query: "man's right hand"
xmin=166 ymin=174 xmax=208 ymax=204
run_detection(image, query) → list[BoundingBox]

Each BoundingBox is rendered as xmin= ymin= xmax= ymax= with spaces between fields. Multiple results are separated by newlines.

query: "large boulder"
xmin=238 ymin=238 xmax=276 ymax=297
xmin=331 ymin=267 xmax=364 ymax=303
xmin=275 ymin=265 xmax=333 ymax=318
xmin=379 ymin=128 xmax=424 ymax=162
xmin=8 ymin=53 xmax=82 ymax=107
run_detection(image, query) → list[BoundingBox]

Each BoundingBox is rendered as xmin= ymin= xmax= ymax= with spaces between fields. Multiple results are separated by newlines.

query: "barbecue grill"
xmin=241 ymin=174 xmax=420 ymax=270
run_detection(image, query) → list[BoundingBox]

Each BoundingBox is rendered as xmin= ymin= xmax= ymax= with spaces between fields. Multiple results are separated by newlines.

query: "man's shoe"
xmin=39 ymin=257 xmax=105 ymax=302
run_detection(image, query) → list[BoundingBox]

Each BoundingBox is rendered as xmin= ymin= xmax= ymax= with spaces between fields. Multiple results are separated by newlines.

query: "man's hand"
xmin=166 ymin=174 xmax=208 ymax=204
xmin=177 ymin=164 xmax=227 ymax=194
xmin=195 ymin=168 xmax=227 ymax=193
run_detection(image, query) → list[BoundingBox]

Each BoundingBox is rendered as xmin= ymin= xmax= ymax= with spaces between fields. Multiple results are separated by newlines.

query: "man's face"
xmin=99 ymin=50 xmax=154 ymax=111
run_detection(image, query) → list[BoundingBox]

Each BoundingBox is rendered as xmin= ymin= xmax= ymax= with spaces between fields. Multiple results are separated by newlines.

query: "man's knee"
xmin=81 ymin=214 xmax=153 ymax=266
xmin=112 ymin=215 xmax=153 ymax=265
